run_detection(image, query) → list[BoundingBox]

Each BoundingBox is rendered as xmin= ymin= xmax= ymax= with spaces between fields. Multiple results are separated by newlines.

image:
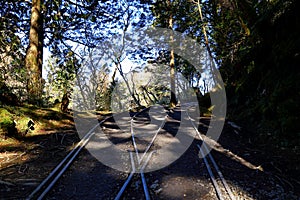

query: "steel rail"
xmin=130 ymin=107 xmax=167 ymax=164
xmin=131 ymin=119 xmax=141 ymax=162
xmin=140 ymin=151 xmax=155 ymax=200
xmin=114 ymin=107 xmax=151 ymax=200
xmin=197 ymin=144 xmax=224 ymax=200
xmin=130 ymin=107 xmax=149 ymax=162
xmin=115 ymin=107 xmax=167 ymax=199
xmin=114 ymin=152 xmax=136 ymax=200
xmin=26 ymin=118 xmax=109 ymax=200
xmin=186 ymin=109 xmax=236 ymax=200
xmin=138 ymin=115 xmax=167 ymax=165
xmin=114 ymin=150 xmax=155 ymax=200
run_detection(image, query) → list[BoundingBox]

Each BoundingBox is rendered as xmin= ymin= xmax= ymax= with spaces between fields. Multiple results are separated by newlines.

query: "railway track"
xmin=185 ymin=105 xmax=235 ymax=200
xmin=113 ymin=106 xmax=168 ymax=200
xmin=25 ymin=107 xmax=166 ymax=200
xmin=112 ymin=105 xmax=235 ymax=200
xmin=26 ymin=105 xmax=236 ymax=200
xmin=25 ymin=117 xmax=110 ymax=200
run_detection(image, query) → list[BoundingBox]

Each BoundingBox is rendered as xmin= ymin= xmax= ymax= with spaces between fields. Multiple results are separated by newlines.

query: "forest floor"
xmin=0 ymin=106 xmax=299 ymax=199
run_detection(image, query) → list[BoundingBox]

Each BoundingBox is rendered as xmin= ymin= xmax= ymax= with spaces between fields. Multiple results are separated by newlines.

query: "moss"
xmin=0 ymin=108 xmax=16 ymax=137
xmin=15 ymin=116 xmax=32 ymax=134
xmin=0 ymin=104 xmax=74 ymax=140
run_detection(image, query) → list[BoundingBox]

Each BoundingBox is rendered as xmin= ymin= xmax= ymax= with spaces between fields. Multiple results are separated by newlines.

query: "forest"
xmin=1 ymin=0 xmax=298 ymax=150
xmin=0 ymin=0 xmax=299 ymax=198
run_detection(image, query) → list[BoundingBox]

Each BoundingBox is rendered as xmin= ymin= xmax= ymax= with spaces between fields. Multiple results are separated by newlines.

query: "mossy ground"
xmin=0 ymin=104 xmax=75 ymax=152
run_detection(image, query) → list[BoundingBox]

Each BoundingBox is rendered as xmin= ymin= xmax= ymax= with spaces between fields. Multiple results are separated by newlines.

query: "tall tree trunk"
xmin=25 ymin=0 xmax=43 ymax=105
xmin=168 ymin=5 xmax=177 ymax=108
xmin=170 ymin=49 xmax=176 ymax=107
xmin=111 ymin=65 xmax=118 ymax=86
xmin=61 ymin=88 xmax=70 ymax=113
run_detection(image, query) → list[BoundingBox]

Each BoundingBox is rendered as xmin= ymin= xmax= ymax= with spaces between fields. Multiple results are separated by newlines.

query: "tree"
xmin=44 ymin=51 xmax=79 ymax=108
xmin=23 ymin=0 xmax=125 ymax=105
xmin=0 ymin=1 xmax=29 ymax=103
xmin=151 ymin=0 xmax=177 ymax=107
xmin=167 ymin=0 xmax=177 ymax=107
xmin=199 ymin=0 xmax=300 ymax=146
xmin=92 ymin=0 xmax=151 ymax=109
xmin=25 ymin=0 xmax=44 ymax=104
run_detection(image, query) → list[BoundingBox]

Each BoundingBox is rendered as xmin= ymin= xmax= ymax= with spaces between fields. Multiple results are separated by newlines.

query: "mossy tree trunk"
xmin=25 ymin=0 xmax=44 ymax=105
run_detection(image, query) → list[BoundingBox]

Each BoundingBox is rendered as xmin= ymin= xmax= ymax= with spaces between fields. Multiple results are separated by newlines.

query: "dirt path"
xmin=0 ymin=108 xmax=299 ymax=199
